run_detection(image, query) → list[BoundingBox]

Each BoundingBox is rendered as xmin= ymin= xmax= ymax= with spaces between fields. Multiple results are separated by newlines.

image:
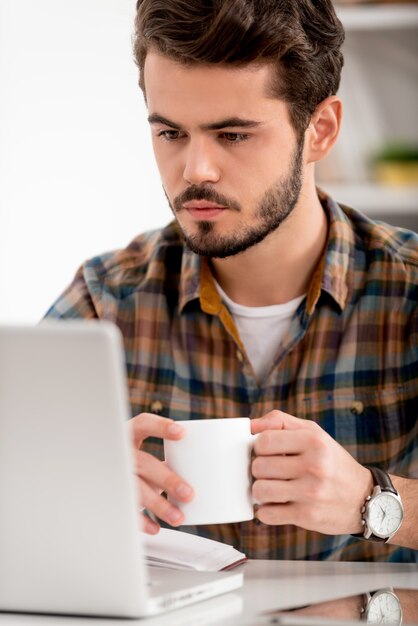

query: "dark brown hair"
xmin=133 ymin=0 xmax=344 ymax=137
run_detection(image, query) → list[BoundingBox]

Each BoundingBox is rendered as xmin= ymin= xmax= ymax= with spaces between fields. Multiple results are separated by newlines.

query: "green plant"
xmin=373 ymin=144 xmax=418 ymax=163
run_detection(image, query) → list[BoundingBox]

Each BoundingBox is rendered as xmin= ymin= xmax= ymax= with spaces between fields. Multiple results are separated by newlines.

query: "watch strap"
xmin=367 ymin=466 xmax=397 ymax=495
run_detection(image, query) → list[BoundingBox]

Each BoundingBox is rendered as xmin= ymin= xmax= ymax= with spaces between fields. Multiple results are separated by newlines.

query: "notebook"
xmin=0 ymin=322 xmax=243 ymax=618
xmin=144 ymin=527 xmax=247 ymax=571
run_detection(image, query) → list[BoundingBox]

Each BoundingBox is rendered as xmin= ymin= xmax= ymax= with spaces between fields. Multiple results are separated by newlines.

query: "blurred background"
xmin=0 ymin=0 xmax=417 ymax=323
xmin=319 ymin=0 xmax=418 ymax=233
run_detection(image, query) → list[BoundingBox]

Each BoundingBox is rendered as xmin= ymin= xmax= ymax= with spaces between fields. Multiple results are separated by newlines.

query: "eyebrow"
xmin=147 ymin=113 xmax=262 ymax=131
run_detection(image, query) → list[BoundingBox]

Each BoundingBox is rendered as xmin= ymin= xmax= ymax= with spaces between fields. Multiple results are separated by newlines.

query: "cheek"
xmin=152 ymin=145 xmax=181 ymax=191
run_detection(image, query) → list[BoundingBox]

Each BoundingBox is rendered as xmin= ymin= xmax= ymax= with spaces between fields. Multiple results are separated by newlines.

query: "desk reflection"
xmin=270 ymin=588 xmax=418 ymax=625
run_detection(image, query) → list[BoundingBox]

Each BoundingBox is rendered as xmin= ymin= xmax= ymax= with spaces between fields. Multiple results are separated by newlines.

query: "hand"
xmin=251 ymin=410 xmax=373 ymax=535
xmin=279 ymin=594 xmax=363 ymax=620
xmin=129 ymin=413 xmax=195 ymax=534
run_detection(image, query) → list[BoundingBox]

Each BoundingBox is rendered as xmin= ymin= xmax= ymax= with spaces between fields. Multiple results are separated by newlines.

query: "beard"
xmin=167 ymin=137 xmax=304 ymax=259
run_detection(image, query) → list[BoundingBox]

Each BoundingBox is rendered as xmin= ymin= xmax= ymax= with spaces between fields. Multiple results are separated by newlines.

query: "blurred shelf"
xmin=320 ymin=182 xmax=418 ymax=214
xmin=336 ymin=4 xmax=418 ymax=30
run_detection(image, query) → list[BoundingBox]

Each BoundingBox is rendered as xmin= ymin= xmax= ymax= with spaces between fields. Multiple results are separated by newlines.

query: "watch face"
xmin=366 ymin=590 xmax=402 ymax=624
xmin=368 ymin=493 xmax=403 ymax=537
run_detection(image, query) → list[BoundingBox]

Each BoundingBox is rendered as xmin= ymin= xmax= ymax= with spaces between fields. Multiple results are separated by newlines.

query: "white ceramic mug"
xmin=164 ymin=417 xmax=257 ymax=525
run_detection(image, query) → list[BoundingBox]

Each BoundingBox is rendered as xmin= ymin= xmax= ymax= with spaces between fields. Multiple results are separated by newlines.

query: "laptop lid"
xmin=0 ymin=322 xmax=243 ymax=618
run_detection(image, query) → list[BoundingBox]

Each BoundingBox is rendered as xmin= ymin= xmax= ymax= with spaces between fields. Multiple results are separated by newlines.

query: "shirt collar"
xmin=178 ymin=245 xmax=223 ymax=314
xmin=178 ymin=244 xmax=203 ymax=312
xmin=177 ymin=189 xmax=355 ymax=315
xmin=311 ymin=188 xmax=355 ymax=313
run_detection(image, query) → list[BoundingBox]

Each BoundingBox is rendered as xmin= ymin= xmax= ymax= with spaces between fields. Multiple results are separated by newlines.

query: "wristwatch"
xmin=361 ymin=588 xmax=402 ymax=624
xmin=353 ymin=466 xmax=403 ymax=543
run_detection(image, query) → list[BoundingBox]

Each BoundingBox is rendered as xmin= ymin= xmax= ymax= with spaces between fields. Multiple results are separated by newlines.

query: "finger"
xmin=252 ymin=454 xmax=302 ymax=480
xmin=137 ymin=477 xmax=185 ymax=527
xmin=139 ymin=512 xmax=160 ymax=535
xmin=134 ymin=449 xmax=194 ymax=502
xmin=251 ymin=410 xmax=317 ymax=434
xmin=256 ymin=502 xmax=299 ymax=526
xmin=130 ymin=413 xmax=185 ymax=448
xmin=254 ymin=429 xmax=308 ymax=456
xmin=256 ymin=502 xmax=323 ymax=532
xmin=252 ymin=478 xmax=298 ymax=504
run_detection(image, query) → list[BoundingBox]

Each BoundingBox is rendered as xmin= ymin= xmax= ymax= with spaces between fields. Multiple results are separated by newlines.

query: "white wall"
xmin=0 ymin=0 xmax=169 ymax=323
xmin=2 ymin=2 xmax=417 ymax=323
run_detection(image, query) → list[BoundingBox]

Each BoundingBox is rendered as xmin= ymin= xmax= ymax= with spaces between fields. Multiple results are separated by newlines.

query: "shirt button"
xmin=150 ymin=400 xmax=164 ymax=414
xmin=350 ymin=401 xmax=364 ymax=415
xmin=236 ymin=350 xmax=244 ymax=363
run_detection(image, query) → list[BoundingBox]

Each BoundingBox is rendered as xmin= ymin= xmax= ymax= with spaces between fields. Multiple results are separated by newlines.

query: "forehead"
xmin=143 ymin=50 xmax=288 ymax=125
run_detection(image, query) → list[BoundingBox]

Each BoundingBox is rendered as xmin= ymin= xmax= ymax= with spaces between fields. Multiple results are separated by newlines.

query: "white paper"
xmin=142 ymin=528 xmax=247 ymax=571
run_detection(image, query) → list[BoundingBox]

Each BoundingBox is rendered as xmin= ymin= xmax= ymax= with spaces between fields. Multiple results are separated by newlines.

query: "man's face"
xmin=144 ymin=51 xmax=305 ymax=258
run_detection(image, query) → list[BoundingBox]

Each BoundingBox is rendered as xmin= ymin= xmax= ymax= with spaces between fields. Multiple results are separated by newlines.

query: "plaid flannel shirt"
xmin=45 ymin=191 xmax=418 ymax=562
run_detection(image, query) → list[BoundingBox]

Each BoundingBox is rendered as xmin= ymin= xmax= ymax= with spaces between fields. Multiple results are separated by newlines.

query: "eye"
xmin=219 ymin=132 xmax=249 ymax=144
xmin=157 ymin=129 xmax=185 ymax=141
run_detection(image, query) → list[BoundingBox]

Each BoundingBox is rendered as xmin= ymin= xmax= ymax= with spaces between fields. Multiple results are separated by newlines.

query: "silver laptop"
xmin=0 ymin=322 xmax=243 ymax=618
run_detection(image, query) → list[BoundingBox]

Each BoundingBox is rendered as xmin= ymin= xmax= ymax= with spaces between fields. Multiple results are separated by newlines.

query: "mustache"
xmin=173 ymin=185 xmax=241 ymax=212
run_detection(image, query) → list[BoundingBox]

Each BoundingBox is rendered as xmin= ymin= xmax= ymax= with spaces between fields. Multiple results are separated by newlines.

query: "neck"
xmin=210 ymin=179 xmax=328 ymax=307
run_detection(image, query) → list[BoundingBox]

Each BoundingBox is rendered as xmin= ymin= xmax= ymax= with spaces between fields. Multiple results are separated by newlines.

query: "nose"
xmin=183 ymin=137 xmax=221 ymax=185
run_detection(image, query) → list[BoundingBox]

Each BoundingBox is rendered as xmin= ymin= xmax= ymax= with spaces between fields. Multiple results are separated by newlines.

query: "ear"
xmin=304 ymin=96 xmax=342 ymax=164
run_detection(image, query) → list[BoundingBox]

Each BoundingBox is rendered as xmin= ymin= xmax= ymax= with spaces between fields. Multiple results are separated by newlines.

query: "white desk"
xmin=0 ymin=560 xmax=417 ymax=626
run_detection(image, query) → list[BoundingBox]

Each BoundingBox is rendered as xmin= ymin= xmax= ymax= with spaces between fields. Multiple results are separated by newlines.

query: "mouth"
xmin=182 ymin=200 xmax=228 ymax=220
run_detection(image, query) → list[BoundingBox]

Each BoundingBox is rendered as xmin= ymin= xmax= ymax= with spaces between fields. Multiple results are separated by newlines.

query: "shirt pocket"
xmin=302 ymin=385 xmax=407 ymax=467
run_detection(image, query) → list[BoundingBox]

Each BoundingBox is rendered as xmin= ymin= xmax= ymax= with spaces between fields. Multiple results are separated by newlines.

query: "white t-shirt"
xmin=215 ymin=280 xmax=305 ymax=383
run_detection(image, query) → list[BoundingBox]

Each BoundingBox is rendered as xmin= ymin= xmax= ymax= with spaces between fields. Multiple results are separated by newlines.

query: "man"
xmin=46 ymin=0 xmax=417 ymax=562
